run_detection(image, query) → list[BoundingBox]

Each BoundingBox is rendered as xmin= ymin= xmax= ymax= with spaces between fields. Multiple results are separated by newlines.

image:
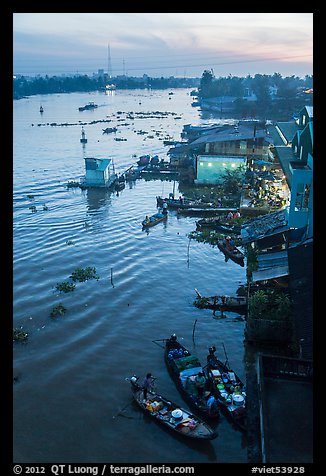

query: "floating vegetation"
xmin=13 ymin=328 xmax=28 ymax=342
xmin=69 ymin=266 xmax=99 ymax=282
xmin=50 ymin=303 xmax=67 ymax=318
xmin=188 ymin=230 xmax=241 ymax=247
xmin=55 ymin=281 xmax=76 ymax=293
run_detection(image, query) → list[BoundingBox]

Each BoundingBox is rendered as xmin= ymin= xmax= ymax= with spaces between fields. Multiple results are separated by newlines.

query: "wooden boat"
xmin=196 ymin=218 xmax=241 ymax=235
xmin=177 ymin=208 xmax=227 ymax=217
xmin=102 ymin=127 xmax=117 ymax=134
xmin=78 ymin=102 xmax=98 ymax=111
xmin=205 ymin=346 xmax=246 ymax=431
xmin=217 ymin=239 xmax=245 ymax=266
xmin=137 ymin=155 xmax=151 ymax=166
xmin=127 ymin=375 xmax=217 ymax=440
xmin=142 ymin=212 xmax=167 ymax=228
xmin=164 ymin=335 xmax=220 ymax=419
xmin=156 ymin=196 xmax=216 ymax=210
xmin=114 ymin=180 xmax=125 ymax=191
xmin=194 ymin=289 xmax=247 ymax=314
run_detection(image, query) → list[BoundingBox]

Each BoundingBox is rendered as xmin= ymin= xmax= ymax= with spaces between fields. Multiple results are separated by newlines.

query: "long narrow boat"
xmin=194 ymin=289 xmax=247 ymax=314
xmin=177 ymin=208 xmax=227 ymax=217
xmin=205 ymin=347 xmax=246 ymax=431
xmin=164 ymin=335 xmax=220 ymax=419
xmin=196 ymin=218 xmax=241 ymax=235
xmin=142 ymin=212 xmax=167 ymax=228
xmin=127 ymin=375 xmax=217 ymax=440
xmin=156 ymin=196 xmax=216 ymax=210
xmin=217 ymin=239 xmax=245 ymax=266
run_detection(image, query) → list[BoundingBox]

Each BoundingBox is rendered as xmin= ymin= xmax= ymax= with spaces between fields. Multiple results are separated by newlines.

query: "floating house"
xmin=83 ymin=157 xmax=114 ymax=188
xmin=195 ymin=155 xmax=246 ymax=185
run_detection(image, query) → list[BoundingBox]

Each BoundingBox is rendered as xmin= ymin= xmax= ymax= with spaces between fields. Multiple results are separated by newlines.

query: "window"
xmin=240 ymin=140 xmax=247 ymax=150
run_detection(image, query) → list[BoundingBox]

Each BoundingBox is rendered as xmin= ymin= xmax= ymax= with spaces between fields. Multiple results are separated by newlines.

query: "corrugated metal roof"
xmin=241 ymin=210 xmax=288 ymax=243
xmin=257 ymin=250 xmax=288 ymax=270
xmin=252 ymin=266 xmax=289 ymax=282
xmin=189 ymin=125 xmax=267 ymax=146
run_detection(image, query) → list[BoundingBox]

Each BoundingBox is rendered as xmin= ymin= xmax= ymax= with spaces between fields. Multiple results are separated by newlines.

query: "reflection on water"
xmin=13 ymin=89 xmax=248 ymax=463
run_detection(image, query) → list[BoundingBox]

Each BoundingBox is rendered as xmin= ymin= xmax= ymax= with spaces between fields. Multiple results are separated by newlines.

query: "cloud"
xmin=13 ymin=12 xmax=313 ymax=77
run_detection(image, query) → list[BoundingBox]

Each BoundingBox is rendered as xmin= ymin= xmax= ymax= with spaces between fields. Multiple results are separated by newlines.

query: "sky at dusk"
xmin=13 ymin=13 xmax=313 ymax=78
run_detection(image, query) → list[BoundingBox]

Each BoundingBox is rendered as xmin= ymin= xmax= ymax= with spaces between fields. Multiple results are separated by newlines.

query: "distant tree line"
xmin=198 ymin=70 xmax=313 ymax=119
xmin=13 ymin=73 xmax=200 ymax=99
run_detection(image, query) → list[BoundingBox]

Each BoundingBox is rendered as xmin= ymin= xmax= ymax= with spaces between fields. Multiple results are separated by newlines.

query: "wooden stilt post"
xmin=110 ymin=267 xmax=114 ymax=288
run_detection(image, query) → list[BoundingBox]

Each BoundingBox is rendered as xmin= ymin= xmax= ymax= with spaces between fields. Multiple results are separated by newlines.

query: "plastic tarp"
xmin=179 ymin=366 xmax=203 ymax=378
xmin=173 ymin=355 xmax=201 ymax=373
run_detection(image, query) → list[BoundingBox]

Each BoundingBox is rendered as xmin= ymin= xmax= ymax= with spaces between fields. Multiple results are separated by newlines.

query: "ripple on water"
xmin=13 ymin=90 xmax=248 ymax=464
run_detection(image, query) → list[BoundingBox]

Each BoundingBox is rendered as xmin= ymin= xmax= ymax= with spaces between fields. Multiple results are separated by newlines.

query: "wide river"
xmin=13 ymin=88 xmax=247 ymax=464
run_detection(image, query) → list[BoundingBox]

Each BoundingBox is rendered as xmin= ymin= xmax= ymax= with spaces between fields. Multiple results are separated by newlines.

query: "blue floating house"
xmin=82 ymin=157 xmax=114 ymax=188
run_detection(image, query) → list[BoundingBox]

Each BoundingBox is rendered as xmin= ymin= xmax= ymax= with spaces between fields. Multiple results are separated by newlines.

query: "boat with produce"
xmin=164 ymin=335 xmax=220 ymax=419
xmin=127 ymin=375 xmax=217 ymax=440
xmin=196 ymin=218 xmax=241 ymax=235
xmin=194 ymin=289 xmax=247 ymax=314
xmin=217 ymin=238 xmax=245 ymax=266
xmin=142 ymin=212 xmax=167 ymax=228
xmin=205 ymin=346 xmax=246 ymax=431
xmin=78 ymin=102 xmax=98 ymax=111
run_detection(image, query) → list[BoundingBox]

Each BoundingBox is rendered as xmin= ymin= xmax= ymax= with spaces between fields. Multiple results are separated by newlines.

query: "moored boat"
xmin=156 ymin=196 xmax=216 ymax=210
xmin=142 ymin=212 xmax=167 ymax=228
xmin=196 ymin=218 xmax=241 ymax=235
xmin=127 ymin=375 xmax=217 ymax=440
xmin=164 ymin=335 xmax=220 ymax=419
xmin=137 ymin=155 xmax=151 ymax=166
xmin=194 ymin=289 xmax=247 ymax=314
xmin=205 ymin=346 xmax=247 ymax=431
xmin=217 ymin=238 xmax=245 ymax=266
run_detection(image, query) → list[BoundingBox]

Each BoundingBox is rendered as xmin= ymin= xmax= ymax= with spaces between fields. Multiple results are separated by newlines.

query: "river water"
xmin=13 ymin=88 xmax=247 ymax=464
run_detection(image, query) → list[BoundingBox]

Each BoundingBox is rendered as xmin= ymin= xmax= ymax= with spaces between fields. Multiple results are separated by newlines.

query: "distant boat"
xmin=40 ymin=105 xmax=44 ymax=113
xmin=78 ymin=102 xmax=98 ymax=111
xmin=106 ymin=84 xmax=116 ymax=91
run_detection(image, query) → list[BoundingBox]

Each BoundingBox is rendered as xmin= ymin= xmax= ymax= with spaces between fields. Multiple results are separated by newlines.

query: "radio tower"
xmin=107 ymin=43 xmax=112 ymax=79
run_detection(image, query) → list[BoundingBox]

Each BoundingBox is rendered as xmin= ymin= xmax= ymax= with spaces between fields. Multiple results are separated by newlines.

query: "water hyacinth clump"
xmin=69 ymin=266 xmax=99 ymax=282
xmin=13 ymin=328 xmax=28 ymax=342
xmin=50 ymin=303 xmax=67 ymax=318
xmin=55 ymin=281 xmax=76 ymax=293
